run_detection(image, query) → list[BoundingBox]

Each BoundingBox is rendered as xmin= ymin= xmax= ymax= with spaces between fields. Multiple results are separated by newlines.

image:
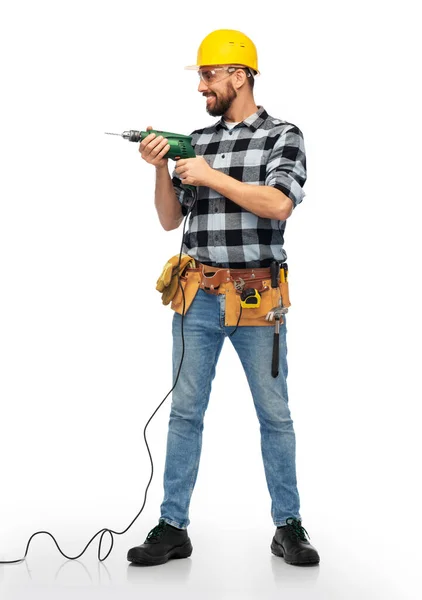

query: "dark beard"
xmin=205 ymin=83 xmax=237 ymax=117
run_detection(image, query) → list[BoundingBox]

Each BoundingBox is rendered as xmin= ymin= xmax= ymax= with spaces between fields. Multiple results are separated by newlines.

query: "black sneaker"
xmin=271 ymin=517 xmax=320 ymax=565
xmin=127 ymin=519 xmax=193 ymax=566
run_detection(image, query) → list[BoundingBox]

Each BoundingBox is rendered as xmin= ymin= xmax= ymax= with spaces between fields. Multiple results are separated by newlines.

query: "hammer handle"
xmin=270 ymin=261 xmax=280 ymax=288
xmin=271 ymin=321 xmax=280 ymax=377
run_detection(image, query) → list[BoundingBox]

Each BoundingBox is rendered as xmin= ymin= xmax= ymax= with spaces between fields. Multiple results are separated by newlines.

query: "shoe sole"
xmin=128 ymin=540 xmax=193 ymax=566
xmin=271 ymin=538 xmax=320 ymax=566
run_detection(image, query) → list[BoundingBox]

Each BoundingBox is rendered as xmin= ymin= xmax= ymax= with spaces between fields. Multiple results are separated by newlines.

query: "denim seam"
xmin=161 ymin=518 xmax=187 ymax=530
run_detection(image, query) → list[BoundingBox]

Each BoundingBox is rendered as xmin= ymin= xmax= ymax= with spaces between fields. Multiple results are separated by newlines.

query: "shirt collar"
xmin=214 ymin=105 xmax=268 ymax=133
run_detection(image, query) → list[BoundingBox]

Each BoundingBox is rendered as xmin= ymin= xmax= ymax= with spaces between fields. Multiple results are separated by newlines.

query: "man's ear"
xmin=233 ymin=69 xmax=247 ymax=89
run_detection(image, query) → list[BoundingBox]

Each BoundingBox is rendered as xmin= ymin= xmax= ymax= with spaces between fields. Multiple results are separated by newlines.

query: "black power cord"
xmin=0 ymin=189 xmax=200 ymax=565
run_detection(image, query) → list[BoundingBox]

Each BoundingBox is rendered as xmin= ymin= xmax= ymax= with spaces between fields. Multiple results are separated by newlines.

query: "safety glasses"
xmin=197 ymin=66 xmax=252 ymax=85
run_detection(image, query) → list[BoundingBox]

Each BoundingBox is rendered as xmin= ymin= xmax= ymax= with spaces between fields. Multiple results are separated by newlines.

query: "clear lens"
xmin=197 ymin=66 xmax=237 ymax=85
xmin=198 ymin=70 xmax=217 ymax=84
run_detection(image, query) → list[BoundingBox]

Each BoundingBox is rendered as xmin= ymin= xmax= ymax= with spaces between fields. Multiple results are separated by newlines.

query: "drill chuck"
xmin=121 ymin=130 xmax=142 ymax=142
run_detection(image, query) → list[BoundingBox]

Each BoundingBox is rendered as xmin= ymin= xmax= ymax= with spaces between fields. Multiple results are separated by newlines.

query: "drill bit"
xmin=105 ymin=130 xmax=142 ymax=142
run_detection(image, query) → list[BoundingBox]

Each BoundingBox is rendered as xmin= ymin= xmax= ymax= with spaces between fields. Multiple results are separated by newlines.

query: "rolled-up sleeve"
xmin=265 ymin=125 xmax=307 ymax=209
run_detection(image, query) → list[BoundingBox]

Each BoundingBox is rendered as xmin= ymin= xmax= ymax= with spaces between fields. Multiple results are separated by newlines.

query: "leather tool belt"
xmin=170 ymin=260 xmax=291 ymax=327
xmin=198 ymin=264 xmax=271 ymax=295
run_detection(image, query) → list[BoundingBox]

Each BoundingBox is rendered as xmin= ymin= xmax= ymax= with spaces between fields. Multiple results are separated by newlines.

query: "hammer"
xmin=267 ymin=261 xmax=285 ymax=377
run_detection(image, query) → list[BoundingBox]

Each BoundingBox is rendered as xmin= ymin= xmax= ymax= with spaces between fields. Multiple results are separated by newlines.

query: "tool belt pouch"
xmin=225 ymin=269 xmax=291 ymax=327
xmin=280 ymin=279 xmax=291 ymax=309
xmin=170 ymin=268 xmax=201 ymax=316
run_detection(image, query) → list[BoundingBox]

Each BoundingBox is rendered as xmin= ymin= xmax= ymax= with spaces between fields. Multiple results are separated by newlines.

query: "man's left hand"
xmin=175 ymin=157 xmax=213 ymax=187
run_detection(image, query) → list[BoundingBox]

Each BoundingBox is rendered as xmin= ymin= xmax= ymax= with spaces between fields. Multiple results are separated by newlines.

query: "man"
xmin=127 ymin=29 xmax=320 ymax=567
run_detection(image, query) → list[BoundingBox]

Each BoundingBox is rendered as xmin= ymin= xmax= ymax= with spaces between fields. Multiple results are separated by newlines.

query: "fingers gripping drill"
xmin=105 ymin=129 xmax=197 ymax=193
xmin=266 ymin=261 xmax=289 ymax=378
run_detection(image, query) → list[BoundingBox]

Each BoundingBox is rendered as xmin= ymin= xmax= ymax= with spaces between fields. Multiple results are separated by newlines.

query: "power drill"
xmin=105 ymin=129 xmax=196 ymax=192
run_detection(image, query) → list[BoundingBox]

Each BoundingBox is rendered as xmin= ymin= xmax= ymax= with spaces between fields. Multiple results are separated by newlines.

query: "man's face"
xmin=197 ymin=65 xmax=238 ymax=117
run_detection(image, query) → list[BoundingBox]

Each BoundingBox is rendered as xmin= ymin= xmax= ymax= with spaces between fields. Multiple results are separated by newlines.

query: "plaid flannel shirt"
xmin=171 ymin=105 xmax=307 ymax=268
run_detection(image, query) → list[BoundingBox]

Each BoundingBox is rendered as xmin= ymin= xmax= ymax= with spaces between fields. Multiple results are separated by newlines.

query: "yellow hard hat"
xmin=185 ymin=29 xmax=259 ymax=75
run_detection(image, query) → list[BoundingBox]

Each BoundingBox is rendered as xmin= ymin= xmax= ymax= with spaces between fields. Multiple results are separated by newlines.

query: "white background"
xmin=0 ymin=1 xmax=421 ymax=599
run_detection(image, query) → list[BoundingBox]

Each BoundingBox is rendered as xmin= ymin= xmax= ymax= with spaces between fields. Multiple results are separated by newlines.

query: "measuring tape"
xmin=240 ymin=288 xmax=261 ymax=308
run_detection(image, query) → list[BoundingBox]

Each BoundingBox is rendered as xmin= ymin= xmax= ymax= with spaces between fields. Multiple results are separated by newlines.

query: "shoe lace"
xmin=146 ymin=520 xmax=167 ymax=541
xmin=285 ymin=518 xmax=310 ymax=542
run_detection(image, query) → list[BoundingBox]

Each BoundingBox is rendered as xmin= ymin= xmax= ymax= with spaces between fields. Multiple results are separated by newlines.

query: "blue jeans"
xmin=159 ymin=288 xmax=301 ymax=529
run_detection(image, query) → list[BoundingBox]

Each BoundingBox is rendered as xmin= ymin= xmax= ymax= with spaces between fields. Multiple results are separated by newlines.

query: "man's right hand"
xmin=139 ymin=125 xmax=171 ymax=169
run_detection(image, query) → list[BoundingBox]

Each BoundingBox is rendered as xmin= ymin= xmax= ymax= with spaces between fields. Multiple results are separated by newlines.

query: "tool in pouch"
xmin=227 ymin=262 xmax=289 ymax=327
xmin=240 ymin=286 xmax=261 ymax=308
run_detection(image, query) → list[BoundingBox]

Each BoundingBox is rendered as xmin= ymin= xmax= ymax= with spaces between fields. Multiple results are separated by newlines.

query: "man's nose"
xmin=197 ymin=78 xmax=209 ymax=93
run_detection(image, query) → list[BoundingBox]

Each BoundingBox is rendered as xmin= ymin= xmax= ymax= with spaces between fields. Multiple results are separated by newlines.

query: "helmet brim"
xmin=184 ymin=64 xmax=260 ymax=75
